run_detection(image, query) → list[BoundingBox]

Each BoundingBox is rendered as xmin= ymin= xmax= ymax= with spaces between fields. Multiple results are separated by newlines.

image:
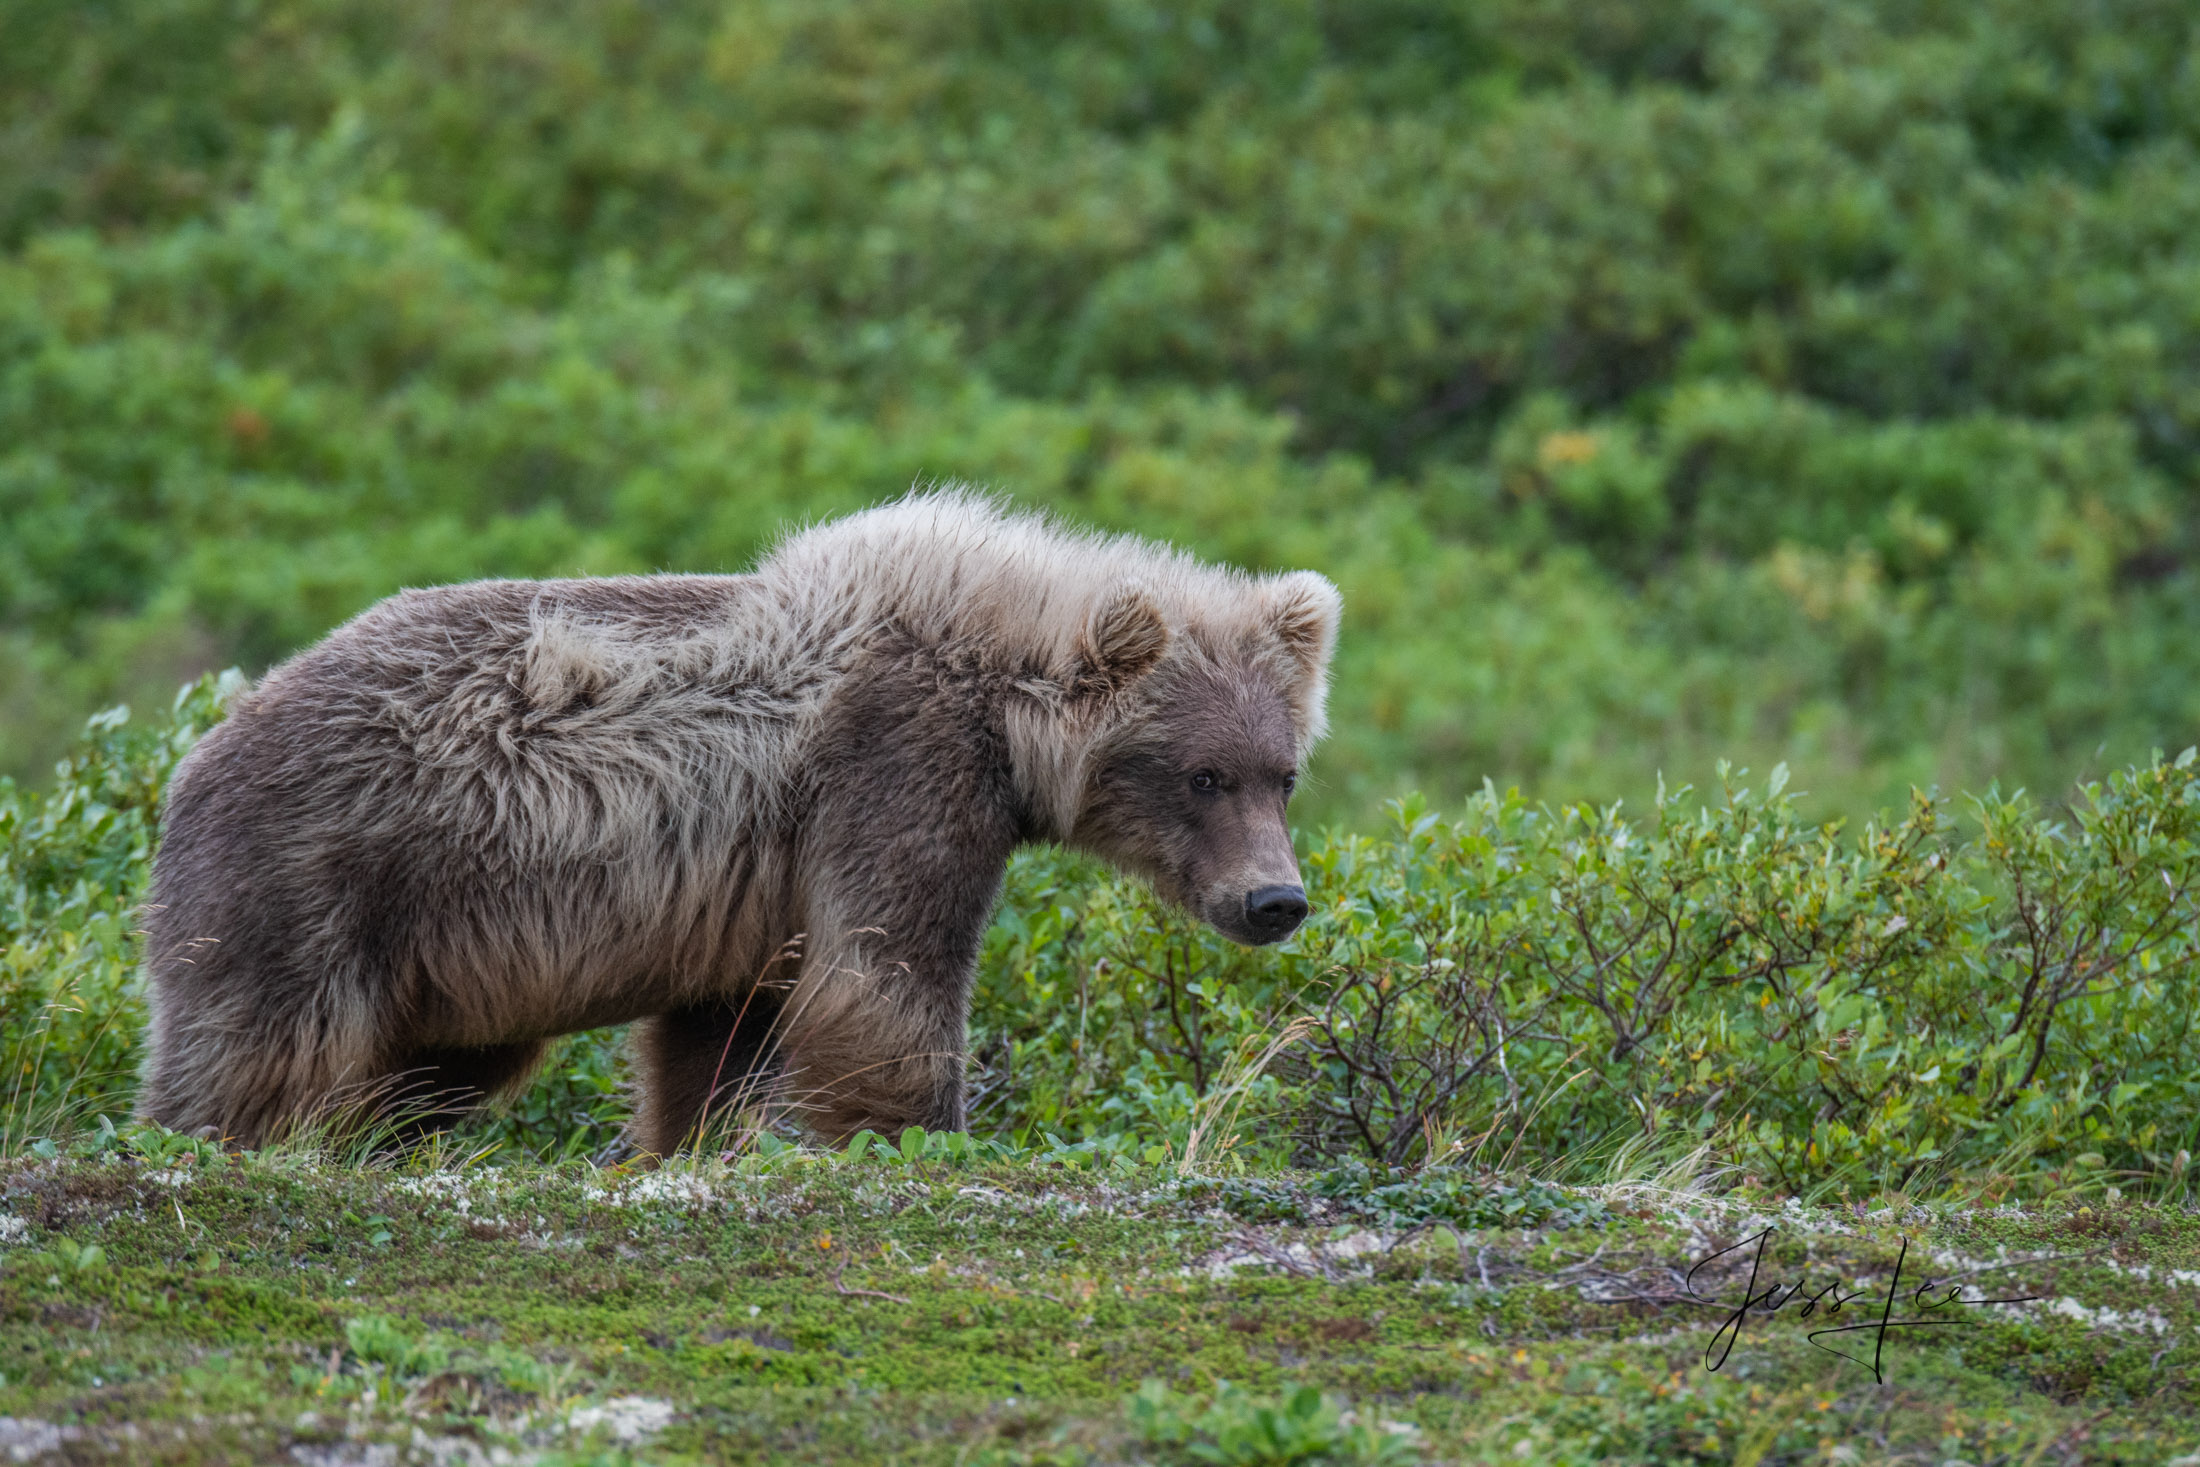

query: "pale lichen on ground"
xmin=4 ymin=1156 xmax=2199 ymax=1463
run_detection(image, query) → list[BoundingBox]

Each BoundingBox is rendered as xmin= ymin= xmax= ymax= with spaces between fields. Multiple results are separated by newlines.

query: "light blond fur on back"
xmin=761 ymin=490 xmax=1340 ymax=833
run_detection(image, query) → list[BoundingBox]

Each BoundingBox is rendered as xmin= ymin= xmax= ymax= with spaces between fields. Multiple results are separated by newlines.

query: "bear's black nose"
xmin=1244 ymin=884 xmax=1309 ymax=939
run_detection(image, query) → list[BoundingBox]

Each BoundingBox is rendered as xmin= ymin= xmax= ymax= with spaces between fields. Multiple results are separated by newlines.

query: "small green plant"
xmin=488 ymin=1346 xmax=578 ymax=1402
xmin=125 ymin=1121 xmax=226 ymax=1168
xmin=49 ymin=1239 xmax=105 ymax=1276
xmin=342 ymin=1315 xmax=446 ymax=1378
xmin=68 ymin=1114 xmax=124 ymax=1159
xmin=1128 ymin=1381 xmax=1418 ymax=1467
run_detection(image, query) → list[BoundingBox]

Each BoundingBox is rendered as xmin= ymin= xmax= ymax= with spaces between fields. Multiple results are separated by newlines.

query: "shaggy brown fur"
xmin=136 ymin=492 xmax=1341 ymax=1153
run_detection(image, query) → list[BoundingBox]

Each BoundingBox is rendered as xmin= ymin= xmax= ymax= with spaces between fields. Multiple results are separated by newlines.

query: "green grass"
xmin=3 ymin=1145 xmax=2198 ymax=1464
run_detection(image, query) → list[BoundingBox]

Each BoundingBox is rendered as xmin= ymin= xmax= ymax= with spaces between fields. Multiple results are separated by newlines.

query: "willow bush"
xmin=16 ymin=681 xmax=2188 ymax=1197
xmin=976 ymin=757 xmax=2200 ymax=1197
xmin=8 ymin=690 xmax=2191 ymax=1196
xmin=4 ymin=1 xmax=2199 ymax=828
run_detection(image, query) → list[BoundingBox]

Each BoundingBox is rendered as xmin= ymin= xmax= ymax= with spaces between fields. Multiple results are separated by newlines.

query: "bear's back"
xmin=159 ymin=573 xmax=802 ymax=893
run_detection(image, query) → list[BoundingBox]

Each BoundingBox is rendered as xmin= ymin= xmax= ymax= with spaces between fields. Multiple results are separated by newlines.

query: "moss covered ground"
xmin=2 ymin=1152 xmax=2197 ymax=1465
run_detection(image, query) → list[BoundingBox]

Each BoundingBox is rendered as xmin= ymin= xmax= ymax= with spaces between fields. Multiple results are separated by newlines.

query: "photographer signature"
xmin=1687 ymin=1228 xmax=2042 ymax=1382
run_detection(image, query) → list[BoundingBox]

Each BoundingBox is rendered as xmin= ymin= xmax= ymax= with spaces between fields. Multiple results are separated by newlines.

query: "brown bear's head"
xmin=1060 ymin=571 xmax=1340 ymax=946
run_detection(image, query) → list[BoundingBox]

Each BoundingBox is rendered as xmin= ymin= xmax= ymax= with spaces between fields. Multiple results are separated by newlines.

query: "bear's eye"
xmin=1282 ymin=772 xmax=1298 ymax=794
xmin=1190 ymin=770 xmax=1220 ymax=793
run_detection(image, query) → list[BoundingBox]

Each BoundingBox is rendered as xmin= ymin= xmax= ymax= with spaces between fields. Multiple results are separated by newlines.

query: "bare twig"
xmin=832 ymin=1252 xmax=911 ymax=1305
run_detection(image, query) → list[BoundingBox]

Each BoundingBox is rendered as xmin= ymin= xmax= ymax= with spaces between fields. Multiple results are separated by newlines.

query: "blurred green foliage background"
xmin=4 ymin=0 xmax=2199 ymax=825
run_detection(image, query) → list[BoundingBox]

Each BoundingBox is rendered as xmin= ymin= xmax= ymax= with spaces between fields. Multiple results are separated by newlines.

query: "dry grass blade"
xmin=1179 ymin=1015 xmax=1315 ymax=1176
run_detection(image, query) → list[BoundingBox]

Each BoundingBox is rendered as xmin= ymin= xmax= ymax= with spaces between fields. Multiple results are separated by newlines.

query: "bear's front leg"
xmin=764 ymin=650 xmax=1024 ymax=1144
xmin=774 ymin=941 xmax=974 ymax=1144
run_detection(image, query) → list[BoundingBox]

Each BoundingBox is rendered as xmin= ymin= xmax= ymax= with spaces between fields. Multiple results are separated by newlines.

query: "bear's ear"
xmin=1073 ymin=584 xmax=1170 ymax=699
xmin=1263 ymin=571 xmax=1341 ymax=678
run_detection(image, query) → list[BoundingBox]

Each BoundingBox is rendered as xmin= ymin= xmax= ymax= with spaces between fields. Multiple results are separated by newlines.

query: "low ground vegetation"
xmin=2 ymin=1142 xmax=2197 ymax=1464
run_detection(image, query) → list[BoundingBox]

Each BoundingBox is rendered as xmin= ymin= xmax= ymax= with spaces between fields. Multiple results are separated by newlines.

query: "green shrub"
xmin=0 ymin=673 xmax=235 ymax=1146
xmin=4 ymin=1 xmax=2199 ymax=827
xmin=8 ymin=688 xmax=2198 ymax=1196
xmin=1128 ymin=1379 xmax=1418 ymax=1467
xmin=972 ymin=755 xmax=2200 ymax=1196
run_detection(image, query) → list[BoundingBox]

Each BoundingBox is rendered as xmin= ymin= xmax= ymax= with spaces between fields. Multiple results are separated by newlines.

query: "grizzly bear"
xmin=136 ymin=492 xmax=1340 ymax=1153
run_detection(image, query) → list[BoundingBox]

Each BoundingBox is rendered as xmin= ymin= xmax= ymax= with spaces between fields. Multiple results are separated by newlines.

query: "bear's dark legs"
xmin=632 ymin=989 xmax=790 ymax=1156
xmin=770 ymin=642 xmax=1026 ymax=1146
xmin=377 ymin=1041 xmax=548 ymax=1139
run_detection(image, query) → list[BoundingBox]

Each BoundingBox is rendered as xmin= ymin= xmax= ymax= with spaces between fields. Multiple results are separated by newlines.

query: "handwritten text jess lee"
xmin=1688 ymin=1229 xmax=2040 ymax=1382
